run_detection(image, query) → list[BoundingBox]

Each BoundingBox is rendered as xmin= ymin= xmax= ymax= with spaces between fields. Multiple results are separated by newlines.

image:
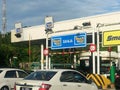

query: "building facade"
xmin=11 ymin=11 xmax=120 ymax=73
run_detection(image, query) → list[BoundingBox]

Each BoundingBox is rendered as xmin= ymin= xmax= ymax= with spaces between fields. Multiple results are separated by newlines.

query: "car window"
xmin=17 ymin=71 xmax=28 ymax=78
xmin=24 ymin=71 xmax=57 ymax=81
xmin=60 ymin=71 xmax=74 ymax=82
xmin=4 ymin=70 xmax=17 ymax=78
xmin=60 ymin=71 xmax=87 ymax=83
xmin=73 ymin=72 xmax=87 ymax=82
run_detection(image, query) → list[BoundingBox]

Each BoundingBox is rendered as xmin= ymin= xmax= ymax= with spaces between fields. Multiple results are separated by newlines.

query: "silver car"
xmin=15 ymin=69 xmax=98 ymax=90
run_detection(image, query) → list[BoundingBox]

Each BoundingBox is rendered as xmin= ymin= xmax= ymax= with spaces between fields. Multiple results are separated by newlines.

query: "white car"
xmin=0 ymin=68 xmax=28 ymax=90
xmin=15 ymin=69 xmax=98 ymax=90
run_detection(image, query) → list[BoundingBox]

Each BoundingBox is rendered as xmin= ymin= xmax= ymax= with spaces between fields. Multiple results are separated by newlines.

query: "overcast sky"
xmin=0 ymin=0 xmax=120 ymax=32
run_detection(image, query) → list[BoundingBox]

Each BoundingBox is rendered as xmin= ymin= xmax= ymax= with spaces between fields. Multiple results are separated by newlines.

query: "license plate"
xmin=20 ymin=87 xmax=32 ymax=90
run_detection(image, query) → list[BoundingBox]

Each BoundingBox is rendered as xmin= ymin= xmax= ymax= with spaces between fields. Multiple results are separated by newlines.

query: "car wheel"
xmin=1 ymin=86 xmax=9 ymax=90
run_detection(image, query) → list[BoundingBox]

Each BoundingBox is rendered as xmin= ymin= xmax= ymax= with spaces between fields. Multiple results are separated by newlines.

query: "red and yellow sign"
xmin=103 ymin=30 xmax=120 ymax=46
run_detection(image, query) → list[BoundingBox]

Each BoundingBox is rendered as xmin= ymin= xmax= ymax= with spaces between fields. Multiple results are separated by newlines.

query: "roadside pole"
xmin=41 ymin=44 xmax=44 ymax=70
xmin=45 ymin=16 xmax=54 ymax=69
xmin=92 ymin=27 xmax=95 ymax=74
xmin=46 ymin=34 xmax=49 ymax=69
xmin=118 ymin=46 xmax=120 ymax=69
xmin=89 ymin=43 xmax=96 ymax=73
xmin=96 ymin=23 xmax=102 ymax=74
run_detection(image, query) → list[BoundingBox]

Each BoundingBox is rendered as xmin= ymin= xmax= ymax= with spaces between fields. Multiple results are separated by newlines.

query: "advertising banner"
xmin=103 ymin=30 xmax=120 ymax=46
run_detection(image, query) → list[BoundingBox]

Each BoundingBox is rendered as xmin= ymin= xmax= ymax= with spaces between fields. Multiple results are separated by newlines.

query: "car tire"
xmin=1 ymin=86 xmax=9 ymax=90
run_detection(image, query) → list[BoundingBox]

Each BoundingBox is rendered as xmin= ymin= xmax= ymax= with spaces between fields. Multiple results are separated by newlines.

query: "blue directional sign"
xmin=51 ymin=33 xmax=87 ymax=49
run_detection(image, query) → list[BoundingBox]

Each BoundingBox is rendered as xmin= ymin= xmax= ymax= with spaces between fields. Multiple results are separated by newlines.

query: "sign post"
xmin=89 ymin=43 xmax=96 ymax=73
xmin=45 ymin=16 xmax=54 ymax=69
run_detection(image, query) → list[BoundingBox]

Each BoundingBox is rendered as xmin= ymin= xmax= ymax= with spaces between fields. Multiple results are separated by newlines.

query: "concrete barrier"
xmin=86 ymin=74 xmax=112 ymax=89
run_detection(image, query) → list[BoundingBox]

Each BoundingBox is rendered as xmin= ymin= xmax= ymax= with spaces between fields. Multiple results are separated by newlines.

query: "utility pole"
xmin=2 ymin=0 xmax=7 ymax=38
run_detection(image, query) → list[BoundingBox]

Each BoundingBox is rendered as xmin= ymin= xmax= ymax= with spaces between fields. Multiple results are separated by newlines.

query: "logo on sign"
xmin=46 ymin=22 xmax=53 ymax=29
xmin=16 ymin=28 xmax=21 ymax=33
xmin=75 ymin=36 xmax=85 ymax=44
xmin=52 ymin=38 xmax=61 ymax=47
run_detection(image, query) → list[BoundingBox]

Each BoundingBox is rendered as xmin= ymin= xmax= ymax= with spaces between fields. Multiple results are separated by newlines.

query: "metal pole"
xmin=45 ymin=16 xmax=54 ymax=69
xmin=41 ymin=44 xmax=44 ymax=70
xmin=49 ymin=56 xmax=51 ymax=69
xmin=92 ymin=28 xmax=95 ymax=74
xmin=29 ymin=34 xmax=31 ymax=66
xmin=45 ymin=33 xmax=48 ymax=69
xmin=97 ymin=24 xmax=100 ymax=74
xmin=118 ymin=46 xmax=120 ymax=69
xmin=74 ymin=55 xmax=77 ymax=69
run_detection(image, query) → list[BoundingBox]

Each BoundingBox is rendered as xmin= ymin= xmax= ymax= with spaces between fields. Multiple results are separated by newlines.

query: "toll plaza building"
xmin=11 ymin=11 xmax=120 ymax=74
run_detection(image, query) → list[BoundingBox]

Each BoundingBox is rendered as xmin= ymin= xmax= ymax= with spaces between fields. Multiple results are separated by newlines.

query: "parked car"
xmin=0 ymin=68 xmax=28 ymax=90
xmin=115 ymin=70 xmax=120 ymax=90
xmin=15 ymin=69 xmax=98 ymax=90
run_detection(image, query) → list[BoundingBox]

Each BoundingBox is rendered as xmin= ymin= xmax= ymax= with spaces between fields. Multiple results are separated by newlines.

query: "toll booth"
xmin=79 ymin=51 xmax=118 ymax=74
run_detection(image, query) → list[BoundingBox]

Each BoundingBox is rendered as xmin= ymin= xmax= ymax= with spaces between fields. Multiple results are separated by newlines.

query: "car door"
xmin=70 ymin=71 xmax=95 ymax=90
xmin=60 ymin=71 xmax=94 ymax=90
xmin=60 ymin=71 xmax=77 ymax=90
xmin=4 ymin=70 xmax=18 ymax=89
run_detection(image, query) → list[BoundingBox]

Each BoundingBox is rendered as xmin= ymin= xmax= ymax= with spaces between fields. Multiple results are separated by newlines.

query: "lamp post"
xmin=45 ymin=16 xmax=54 ymax=69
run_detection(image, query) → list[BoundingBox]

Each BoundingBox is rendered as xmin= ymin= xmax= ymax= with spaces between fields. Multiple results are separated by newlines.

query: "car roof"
xmin=0 ymin=68 xmax=23 ymax=71
xmin=34 ymin=69 xmax=79 ymax=72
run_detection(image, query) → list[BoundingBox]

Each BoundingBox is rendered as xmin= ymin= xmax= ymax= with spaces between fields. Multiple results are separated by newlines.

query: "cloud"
xmin=0 ymin=0 xmax=120 ymax=31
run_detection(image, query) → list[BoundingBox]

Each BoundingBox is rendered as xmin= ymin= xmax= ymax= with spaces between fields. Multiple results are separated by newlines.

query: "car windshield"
xmin=24 ymin=71 xmax=57 ymax=81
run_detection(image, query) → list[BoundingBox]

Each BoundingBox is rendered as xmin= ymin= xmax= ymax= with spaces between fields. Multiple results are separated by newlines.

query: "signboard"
xmin=103 ymin=30 xmax=120 ymax=47
xmin=15 ymin=22 xmax=22 ymax=33
xmin=45 ymin=16 xmax=54 ymax=29
xmin=89 ymin=43 xmax=96 ymax=52
xmin=43 ymin=48 xmax=49 ymax=56
xmin=51 ymin=33 xmax=87 ymax=49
